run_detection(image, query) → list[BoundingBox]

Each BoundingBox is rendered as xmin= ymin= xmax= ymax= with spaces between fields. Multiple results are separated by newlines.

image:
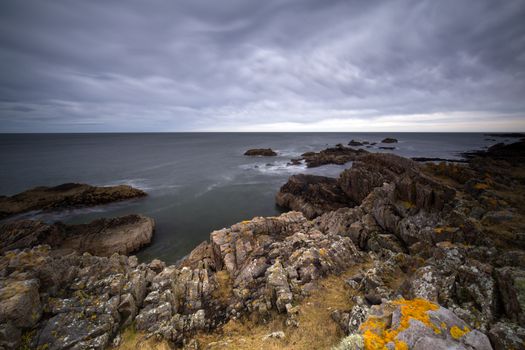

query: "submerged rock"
xmin=0 ymin=183 xmax=146 ymax=220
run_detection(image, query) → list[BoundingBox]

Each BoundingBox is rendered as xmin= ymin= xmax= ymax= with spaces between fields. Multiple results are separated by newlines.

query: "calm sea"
xmin=0 ymin=133 xmax=503 ymax=263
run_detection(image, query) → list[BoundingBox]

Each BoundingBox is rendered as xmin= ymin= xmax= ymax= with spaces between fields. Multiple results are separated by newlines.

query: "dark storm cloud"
xmin=0 ymin=0 xmax=524 ymax=132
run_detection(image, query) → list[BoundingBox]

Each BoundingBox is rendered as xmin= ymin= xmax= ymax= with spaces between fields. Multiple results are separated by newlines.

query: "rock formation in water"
xmin=1 ymin=141 xmax=525 ymax=349
xmin=0 ymin=183 xmax=146 ymax=220
xmin=243 ymin=148 xmax=277 ymax=156
xmin=381 ymin=137 xmax=398 ymax=143
xmin=299 ymin=145 xmax=368 ymax=168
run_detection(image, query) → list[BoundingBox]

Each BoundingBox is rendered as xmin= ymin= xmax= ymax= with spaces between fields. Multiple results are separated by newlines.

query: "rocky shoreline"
xmin=1 ymin=141 xmax=525 ymax=349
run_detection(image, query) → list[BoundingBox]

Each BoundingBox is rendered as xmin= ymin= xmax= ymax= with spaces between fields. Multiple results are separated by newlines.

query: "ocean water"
xmin=0 ymin=132 xmax=503 ymax=263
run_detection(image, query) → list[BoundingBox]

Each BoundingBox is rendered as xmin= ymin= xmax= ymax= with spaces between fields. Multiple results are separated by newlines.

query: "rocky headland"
xmin=1 ymin=141 xmax=525 ymax=349
xmin=0 ymin=183 xmax=146 ymax=220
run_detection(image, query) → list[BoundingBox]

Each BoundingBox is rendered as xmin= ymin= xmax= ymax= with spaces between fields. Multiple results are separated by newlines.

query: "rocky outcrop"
xmin=299 ymin=145 xmax=367 ymax=168
xmin=0 ymin=183 xmax=146 ymax=219
xmin=381 ymin=137 xmax=398 ymax=143
xmin=0 ymin=214 xmax=155 ymax=256
xmin=0 ymin=246 xmax=152 ymax=349
xmin=275 ymin=174 xmax=354 ymax=219
xmin=243 ymin=148 xmax=277 ymax=156
xmin=134 ymin=211 xmax=363 ymax=344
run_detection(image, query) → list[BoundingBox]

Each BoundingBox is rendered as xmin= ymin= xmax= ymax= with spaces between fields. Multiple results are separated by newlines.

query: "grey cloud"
xmin=0 ymin=0 xmax=524 ymax=132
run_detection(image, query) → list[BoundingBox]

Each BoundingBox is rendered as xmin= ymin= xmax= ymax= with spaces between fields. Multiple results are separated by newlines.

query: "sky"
xmin=0 ymin=0 xmax=524 ymax=132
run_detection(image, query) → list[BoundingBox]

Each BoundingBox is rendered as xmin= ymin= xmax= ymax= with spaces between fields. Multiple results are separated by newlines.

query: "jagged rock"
xmin=0 ymin=246 xmax=156 ymax=350
xmin=275 ymin=174 xmax=353 ymax=219
xmin=0 ymin=220 xmax=65 ymax=253
xmin=299 ymin=146 xmax=367 ymax=168
xmin=0 ymin=278 xmax=41 ymax=328
xmin=488 ymin=321 xmax=525 ymax=350
xmin=0 ymin=183 xmax=146 ymax=219
xmin=495 ymin=267 xmax=525 ymax=326
xmin=0 ymin=322 xmax=21 ymax=349
xmin=244 ymin=148 xmax=277 ymax=156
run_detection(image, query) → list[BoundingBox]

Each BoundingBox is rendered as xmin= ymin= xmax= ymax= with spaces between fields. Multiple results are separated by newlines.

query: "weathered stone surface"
xmin=0 ymin=183 xmax=146 ymax=219
xmin=488 ymin=321 xmax=525 ymax=350
xmin=0 ymin=278 xmax=41 ymax=328
xmin=299 ymin=145 xmax=367 ymax=168
xmin=495 ymin=267 xmax=525 ymax=326
xmin=275 ymin=174 xmax=353 ymax=219
xmin=356 ymin=299 xmax=492 ymax=350
xmin=0 ymin=214 xmax=155 ymax=257
xmin=61 ymin=214 xmax=155 ymax=256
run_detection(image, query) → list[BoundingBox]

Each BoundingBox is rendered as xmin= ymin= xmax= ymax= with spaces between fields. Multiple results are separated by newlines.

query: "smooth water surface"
xmin=0 ymin=132 xmax=500 ymax=263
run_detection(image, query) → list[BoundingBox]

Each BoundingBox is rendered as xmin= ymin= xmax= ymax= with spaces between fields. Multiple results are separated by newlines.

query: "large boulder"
xmin=0 ymin=183 xmax=146 ymax=219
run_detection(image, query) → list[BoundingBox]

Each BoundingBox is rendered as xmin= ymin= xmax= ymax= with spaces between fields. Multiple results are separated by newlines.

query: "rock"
xmin=0 ymin=220 xmax=65 ymax=254
xmin=0 ymin=183 xmax=146 ymax=219
xmin=61 ymin=214 xmax=155 ymax=256
xmin=495 ymin=267 xmax=525 ymax=326
xmin=379 ymin=146 xmax=395 ymax=150
xmin=348 ymin=140 xmax=364 ymax=146
xmin=299 ymin=146 xmax=367 ymax=168
xmin=357 ymin=298 xmax=491 ymax=350
xmin=1 ymin=214 xmax=155 ymax=257
xmin=0 ymin=278 xmax=41 ymax=328
xmin=244 ymin=148 xmax=277 ymax=156
xmin=0 ymin=322 xmax=21 ymax=349
xmin=262 ymin=331 xmax=285 ymax=340
xmin=275 ymin=174 xmax=354 ymax=219
xmin=488 ymin=321 xmax=525 ymax=350
xmin=36 ymin=312 xmax=114 ymax=349
xmin=381 ymin=137 xmax=398 ymax=143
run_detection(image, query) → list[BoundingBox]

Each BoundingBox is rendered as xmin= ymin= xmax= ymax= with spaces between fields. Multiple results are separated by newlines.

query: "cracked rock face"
xmin=135 ymin=211 xmax=364 ymax=344
xmin=0 ymin=246 xmax=153 ymax=349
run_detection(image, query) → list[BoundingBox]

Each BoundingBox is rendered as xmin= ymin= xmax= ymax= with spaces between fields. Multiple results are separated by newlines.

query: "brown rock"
xmin=244 ymin=148 xmax=277 ymax=156
xmin=0 ymin=183 xmax=146 ymax=219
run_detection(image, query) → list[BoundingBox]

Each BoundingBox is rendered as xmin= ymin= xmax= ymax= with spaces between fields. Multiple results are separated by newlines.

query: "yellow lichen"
xmin=359 ymin=298 xmax=440 ymax=350
xmin=450 ymin=325 xmax=470 ymax=339
xmin=319 ymin=248 xmax=328 ymax=256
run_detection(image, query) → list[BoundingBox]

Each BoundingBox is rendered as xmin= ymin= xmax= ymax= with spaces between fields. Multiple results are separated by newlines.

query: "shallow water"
xmin=0 ymin=132 xmax=501 ymax=263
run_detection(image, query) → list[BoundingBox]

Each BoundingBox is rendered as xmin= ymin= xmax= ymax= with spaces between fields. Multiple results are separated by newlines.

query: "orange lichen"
xmin=450 ymin=325 xmax=470 ymax=339
xmin=359 ymin=298 xmax=440 ymax=350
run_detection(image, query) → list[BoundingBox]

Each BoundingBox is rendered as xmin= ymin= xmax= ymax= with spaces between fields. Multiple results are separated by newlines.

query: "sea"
xmin=0 ymin=132 xmax=508 ymax=264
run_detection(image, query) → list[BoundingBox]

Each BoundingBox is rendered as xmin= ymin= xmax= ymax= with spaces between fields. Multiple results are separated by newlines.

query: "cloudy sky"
xmin=0 ymin=0 xmax=524 ymax=132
